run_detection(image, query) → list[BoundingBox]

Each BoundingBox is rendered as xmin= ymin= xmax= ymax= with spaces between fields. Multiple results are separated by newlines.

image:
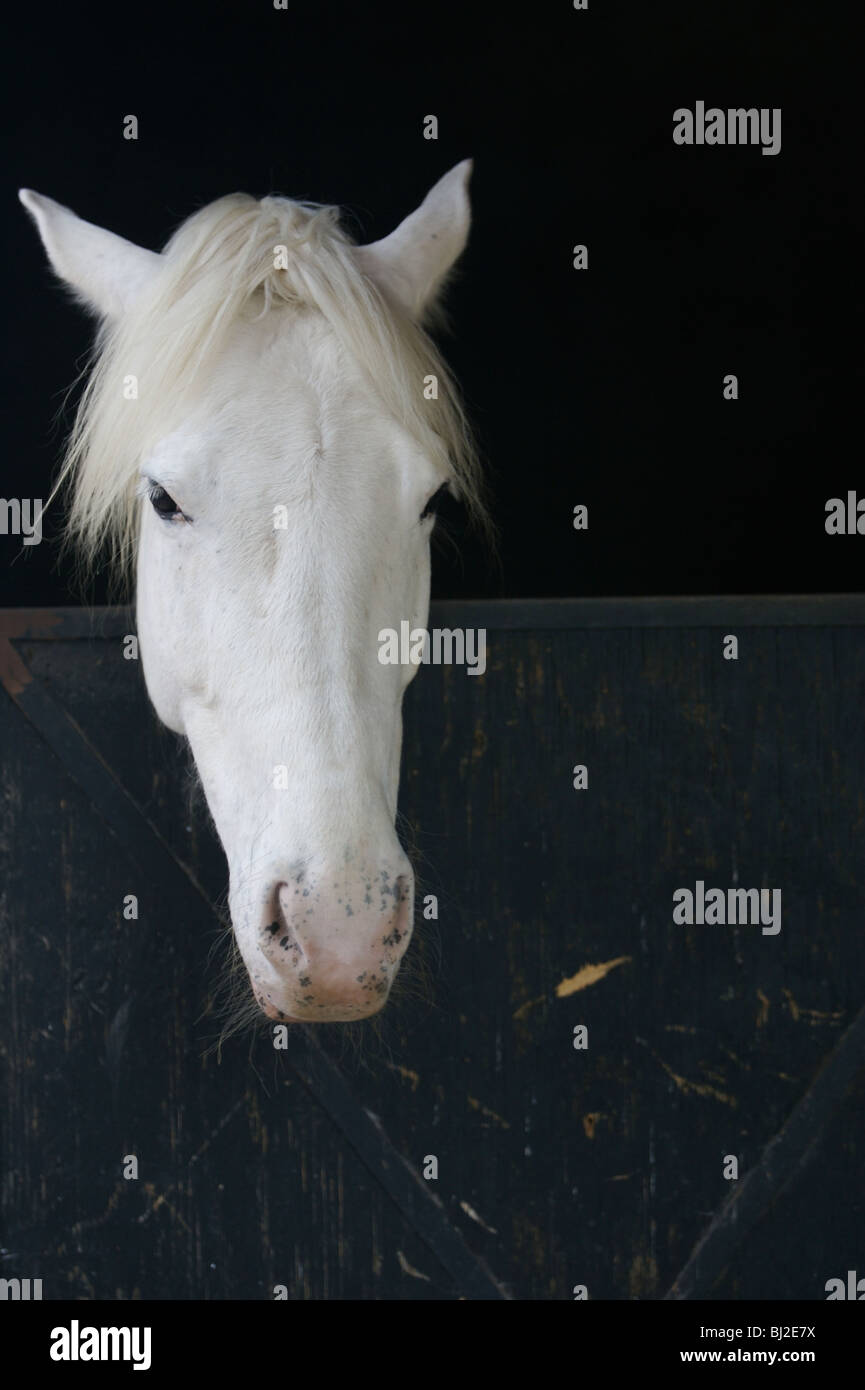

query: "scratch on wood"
xmin=467 ymin=1095 xmax=510 ymax=1129
xmin=556 ymin=956 xmax=632 ymax=997
xmin=188 ymin=1095 xmax=246 ymax=1167
xmin=582 ymin=1112 xmax=603 ymax=1139
xmin=783 ymin=988 xmax=844 ymax=1025
xmin=385 ymin=1062 xmax=420 ymax=1091
xmin=783 ymin=988 xmax=801 ymax=1022
xmin=701 ymin=1066 xmax=729 ymax=1086
xmin=656 ymin=1055 xmax=738 ymax=1108
xmin=459 ymin=1200 xmax=497 ymax=1234
xmin=513 ymin=994 xmax=545 ymax=1020
xmin=471 ymin=721 xmax=487 ymax=761
xmin=720 ymin=1044 xmax=751 ymax=1071
xmin=756 ymin=988 xmax=770 ymax=1027
xmin=637 ymin=1039 xmax=738 ymax=1107
xmin=70 ymin=1186 xmax=123 ymax=1236
xmin=396 ymin=1250 xmax=431 ymax=1282
xmin=136 ymin=1182 xmax=192 ymax=1236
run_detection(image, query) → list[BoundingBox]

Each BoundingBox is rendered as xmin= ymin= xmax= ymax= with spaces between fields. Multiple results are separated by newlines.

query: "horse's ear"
xmin=355 ymin=160 xmax=473 ymax=320
xmin=19 ymin=189 xmax=161 ymax=319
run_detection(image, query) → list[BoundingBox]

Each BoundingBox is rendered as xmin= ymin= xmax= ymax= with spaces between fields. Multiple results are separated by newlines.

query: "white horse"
xmin=21 ymin=162 xmax=487 ymax=1024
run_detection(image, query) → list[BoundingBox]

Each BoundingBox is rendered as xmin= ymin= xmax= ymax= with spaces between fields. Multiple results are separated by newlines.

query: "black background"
xmin=2 ymin=0 xmax=862 ymax=604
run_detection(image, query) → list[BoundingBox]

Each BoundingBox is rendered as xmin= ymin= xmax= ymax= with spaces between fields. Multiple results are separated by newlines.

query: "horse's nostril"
xmin=381 ymin=873 xmax=413 ymax=954
xmin=247 ymin=861 xmax=415 ymax=1021
xmin=261 ymin=885 xmax=309 ymax=964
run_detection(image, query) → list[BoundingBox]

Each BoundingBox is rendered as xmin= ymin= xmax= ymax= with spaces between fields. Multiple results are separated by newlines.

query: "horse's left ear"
xmin=19 ymin=189 xmax=161 ymax=319
xmin=356 ymin=160 xmax=473 ymax=320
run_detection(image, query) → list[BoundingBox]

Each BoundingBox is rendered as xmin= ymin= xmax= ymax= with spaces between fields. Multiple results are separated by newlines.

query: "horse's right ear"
xmin=19 ymin=189 xmax=161 ymax=319
xmin=355 ymin=160 xmax=473 ymax=322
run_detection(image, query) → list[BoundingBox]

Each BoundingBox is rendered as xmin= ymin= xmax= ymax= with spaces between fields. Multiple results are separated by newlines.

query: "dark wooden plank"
xmin=711 ymin=1067 xmax=865 ymax=1299
xmin=3 ymin=593 xmax=865 ymax=643
xmin=665 ymin=993 xmax=865 ymax=1298
xmin=3 ymin=609 xmax=864 ymax=1298
xmin=285 ymin=1030 xmax=511 ymax=1299
xmin=383 ymin=623 xmax=865 ymax=1297
xmin=0 ymin=650 xmax=510 ymax=1300
xmin=432 ymin=595 xmax=865 ymax=628
xmin=0 ymin=685 xmax=475 ymax=1300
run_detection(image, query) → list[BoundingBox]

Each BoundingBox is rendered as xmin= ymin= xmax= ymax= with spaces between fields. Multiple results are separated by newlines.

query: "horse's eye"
xmin=148 ymin=484 xmax=183 ymax=519
xmin=421 ymin=483 xmax=450 ymax=522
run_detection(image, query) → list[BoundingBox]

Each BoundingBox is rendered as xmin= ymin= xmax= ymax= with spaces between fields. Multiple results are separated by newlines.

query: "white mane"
xmin=56 ymin=193 xmax=489 ymax=576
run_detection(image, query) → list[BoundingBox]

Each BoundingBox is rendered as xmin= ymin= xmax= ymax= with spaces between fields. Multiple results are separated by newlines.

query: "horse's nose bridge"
xmin=243 ymin=689 xmax=402 ymax=830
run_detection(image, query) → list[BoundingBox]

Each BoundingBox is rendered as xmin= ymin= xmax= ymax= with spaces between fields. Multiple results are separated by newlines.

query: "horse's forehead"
xmin=216 ymin=309 xmax=354 ymax=396
xmin=147 ymin=314 xmax=428 ymax=497
xmin=149 ymin=394 xmax=419 ymax=503
xmin=198 ymin=317 xmax=389 ymax=440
